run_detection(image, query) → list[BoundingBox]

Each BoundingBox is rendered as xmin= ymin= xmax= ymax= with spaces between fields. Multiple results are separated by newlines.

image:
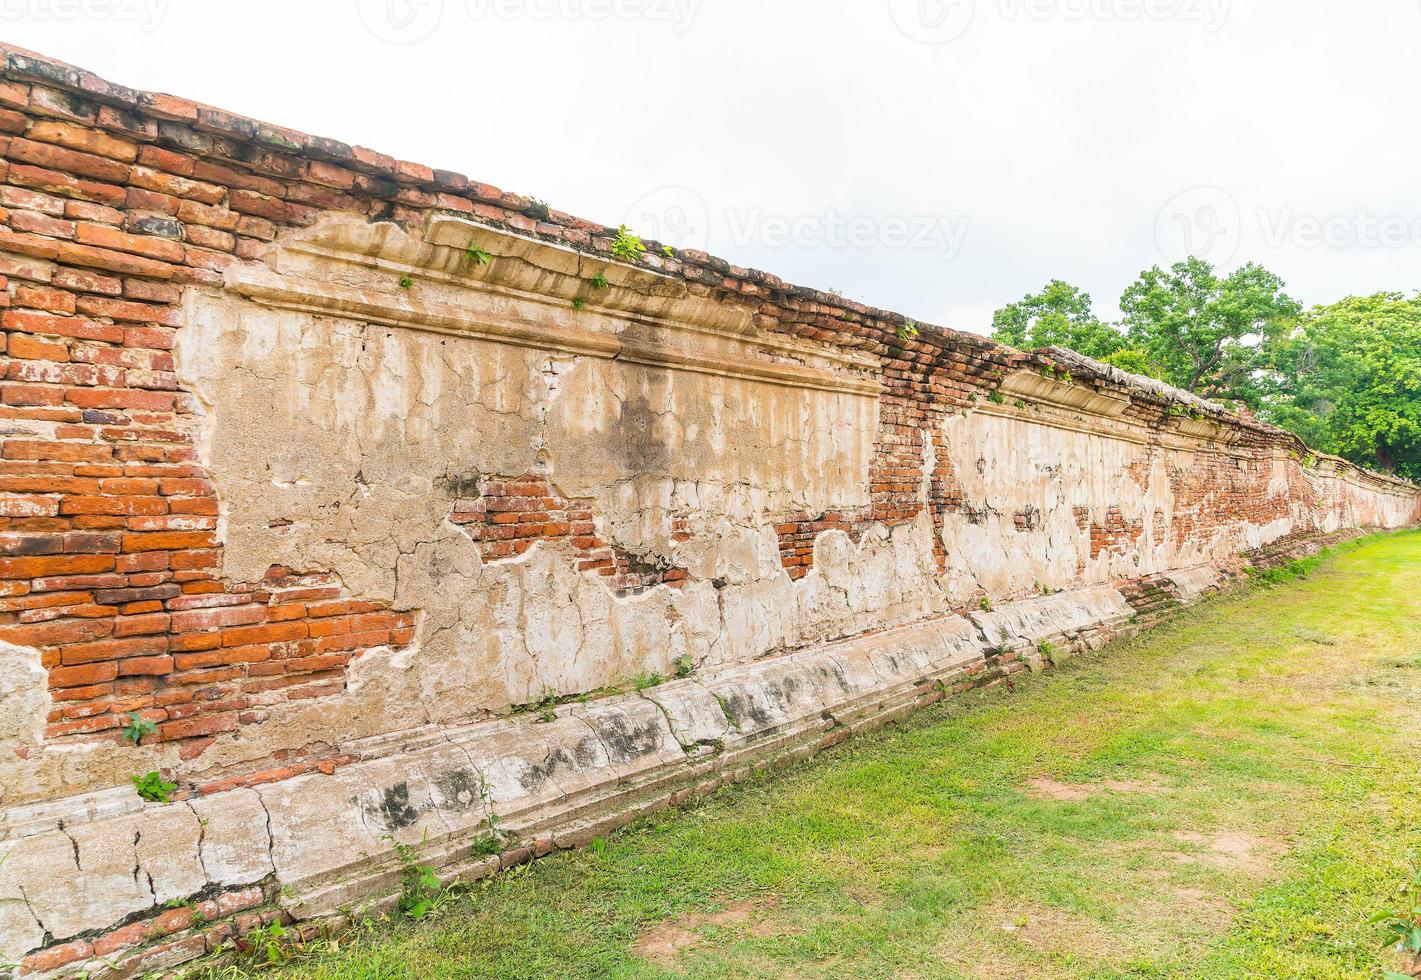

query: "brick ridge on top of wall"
xmin=0 ymin=40 xmax=1413 ymax=760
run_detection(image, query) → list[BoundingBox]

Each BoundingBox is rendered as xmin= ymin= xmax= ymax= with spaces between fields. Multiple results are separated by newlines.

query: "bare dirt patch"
xmin=1026 ymin=777 xmax=1092 ymax=801
xmin=633 ymin=898 xmax=784 ymax=967
xmin=1025 ymin=776 xmax=1168 ymax=801
xmin=1171 ymin=830 xmax=1274 ymax=873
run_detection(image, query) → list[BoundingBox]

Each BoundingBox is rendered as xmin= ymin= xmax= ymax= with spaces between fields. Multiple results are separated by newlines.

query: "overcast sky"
xmin=6 ymin=0 xmax=1419 ymax=334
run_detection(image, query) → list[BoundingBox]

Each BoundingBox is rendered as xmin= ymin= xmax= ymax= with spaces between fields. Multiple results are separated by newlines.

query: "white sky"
xmin=5 ymin=0 xmax=1419 ymax=335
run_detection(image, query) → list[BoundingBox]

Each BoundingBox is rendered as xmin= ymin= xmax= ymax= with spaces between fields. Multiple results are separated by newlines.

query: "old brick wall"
xmin=0 ymin=44 xmax=1415 ymax=976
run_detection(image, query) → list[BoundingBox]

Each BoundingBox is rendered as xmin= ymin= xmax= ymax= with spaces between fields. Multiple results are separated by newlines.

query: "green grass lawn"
xmin=209 ymin=531 xmax=1421 ymax=979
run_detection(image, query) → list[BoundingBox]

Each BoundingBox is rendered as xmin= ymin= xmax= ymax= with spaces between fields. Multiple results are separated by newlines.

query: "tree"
xmin=1119 ymin=258 xmax=1300 ymax=405
xmin=990 ymin=280 xmax=1130 ymax=361
xmin=1261 ymin=293 xmax=1421 ymax=480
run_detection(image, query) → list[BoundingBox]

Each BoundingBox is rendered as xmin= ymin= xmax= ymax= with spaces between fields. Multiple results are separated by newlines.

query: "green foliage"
xmin=673 ymin=654 xmax=695 ymax=679
xmin=398 ymin=275 xmax=414 ymax=290
xmin=1370 ymin=849 xmax=1421 ymax=978
xmin=240 ymin=919 xmax=293 ymax=965
xmin=590 ymin=272 xmax=609 ymax=290
xmin=1259 ymin=292 xmax=1421 ymax=480
xmin=633 ymin=671 xmax=663 ymax=692
xmin=979 ymin=596 xmax=992 ymax=612
xmin=896 ymin=320 xmax=919 ymax=341
xmin=662 ymin=245 xmax=674 ymax=257
xmin=991 ymin=280 xmax=1130 ymax=361
xmin=610 ymin=225 xmax=646 ymax=262
xmin=531 ymin=686 xmax=558 ymax=724
xmin=132 ymin=770 xmax=176 ymax=804
xmin=465 ymin=244 xmax=493 ymax=266
xmin=1120 ymin=257 xmax=1301 ymax=404
xmin=571 ymin=298 xmax=586 ymax=311
xmin=121 ymin=711 xmax=156 ymax=746
xmin=468 ymin=779 xmax=508 ymax=858
xmin=391 ymin=835 xmax=444 ymax=920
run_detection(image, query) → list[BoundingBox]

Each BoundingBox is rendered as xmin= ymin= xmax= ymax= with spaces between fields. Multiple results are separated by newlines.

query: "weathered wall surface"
xmin=0 ymin=46 xmax=1415 ymax=976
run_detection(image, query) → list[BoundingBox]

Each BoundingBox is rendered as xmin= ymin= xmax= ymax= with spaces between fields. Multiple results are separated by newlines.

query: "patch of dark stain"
xmin=724 ymin=691 xmax=770 ymax=729
xmin=610 ymin=391 xmax=671 ymax=476
xmin=439 ymin=471 xmax=483 ymax=498
xmin=434 ymin=768 xmax=484 ymax=810
xmin=592 ymin=713 xmax=664 ymax=764
xmin=371 ymin=782 xmax=420 ymax=831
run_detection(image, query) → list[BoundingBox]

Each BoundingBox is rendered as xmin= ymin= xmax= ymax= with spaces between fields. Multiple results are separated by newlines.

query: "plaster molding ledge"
xmin=220 ymin=214 xmax=882 ymax=400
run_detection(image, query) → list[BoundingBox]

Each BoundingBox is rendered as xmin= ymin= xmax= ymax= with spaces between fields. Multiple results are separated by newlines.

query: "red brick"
xmin=117 ymin=653 xmax=173 ymax=676
xmin=21 ymin=939 xmax=93 ymax=974
xmin=7 ymin=137 xmax=130 ymax=183
xmin=49 ymin=660 xmax=119 ymax=687
xmin=55 ymin=240 xmax=177 ymax=279
xmin=27 ymin=120 xmax=139 ymax=163
xmin=0 ymin=552 xmax=113 ymax=578
xmin=91 ymin=920 xmax=151 ymax=956
xmin=170 ymin=604 xmax=266 ymax=632
xmin=1 ymin=617 xmax=111 ymax=647
xmin=74 ymin=295 xmax=180 ymax=325
xmin=221 ymin=621 xmax=306 ymax=647
xmin=2 ymin=308 xmax=124 ymax=343
xmin=8 ymin=333 xmax=69 ymax=361
xmin=121 ymin=530 xmax=213 ymax=552
xmin=13 ymin=284 xmax=77 ymax=314
xmin=160 ymin=711 xmax=239 ymax=740
xmin=7 ymin=162 xmax=126 ymax=206
xmin=74 ymin=222 xmax=186 ymax=263
xmin=128 ymin=165 xmax=225 ymax=205
xmin=136 ymin=144 xmax=195 ymax=176
xmin=113 ymin=612 xmax=169 ymax=636
xmin=9 ymin=208 xmax=74 ymax=238
xmin=59 ymin=634 xmax=167 ymax=665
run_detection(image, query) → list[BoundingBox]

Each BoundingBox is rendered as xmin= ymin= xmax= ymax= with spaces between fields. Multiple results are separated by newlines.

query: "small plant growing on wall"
xmin=673 ymin=654 xmax=695 ymax=679
xmin=533 ymin=686 xmax=558 ymax=724
xmin=132 ymin=770 xmax=176 ymax=804
xmin=470 ymin=781 xmax=508 ymax=857
xmin=980 ymin=597 xmax=992 ymax=612
xmin=390 ymin=834 xmax=444 ymax=920
xmin=988 ymin=391 xmax=1006 ymax=405
xmin=398 ymin=275 xmax=414 ymax=290
xmin=238 ymin=919 xmax=293 ymax=965
xmin=610 ymin=224 xmax=646 ymax=262
xmin=466 ymin=244 xmax=493 ymax=266
xmin=121 ymin=711 xmax=156 ymax=746
xmin=662 ymin=244 xmax=674 ymax=257
xmin=896 ymin=320 xmax=919 ymax=341
xmin=590 ymin=272 xmax=609 ymax=290
xmin=572 ymin=298 xmax=586 ymax=311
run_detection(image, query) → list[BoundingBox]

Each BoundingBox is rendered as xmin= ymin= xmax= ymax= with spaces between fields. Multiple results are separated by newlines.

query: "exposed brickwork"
xmin=1117 ymin=573 xmax=1186 ymax=625
xmin=773 ymin=509 xmax=869 ymax=579
xmin=448 ymin=472 xmax=687 ymax=596
xmin=18 ymin=881 xmax=279 ymax=978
